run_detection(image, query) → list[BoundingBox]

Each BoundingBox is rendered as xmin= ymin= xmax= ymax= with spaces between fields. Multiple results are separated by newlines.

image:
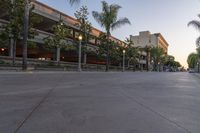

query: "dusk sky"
xmin=38 ymin=0 xmax=200 ymax=67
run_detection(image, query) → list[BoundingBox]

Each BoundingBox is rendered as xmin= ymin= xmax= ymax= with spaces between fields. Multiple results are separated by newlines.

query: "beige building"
xmin=130 ymin=31 xmax=169 ymax=70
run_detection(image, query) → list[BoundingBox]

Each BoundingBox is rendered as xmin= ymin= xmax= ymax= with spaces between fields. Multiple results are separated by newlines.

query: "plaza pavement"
xmin=0 ymin=72 xmax=200 ymax=133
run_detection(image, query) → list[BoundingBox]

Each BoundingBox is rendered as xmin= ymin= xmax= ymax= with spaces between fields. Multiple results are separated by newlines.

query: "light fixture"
xmin=123 ymin=50 xmax=126 ymax=54
xmin=1 ymin=48 xmax=5 ymax=51
xmin=78 ymin=35 xmax=83 ymax=41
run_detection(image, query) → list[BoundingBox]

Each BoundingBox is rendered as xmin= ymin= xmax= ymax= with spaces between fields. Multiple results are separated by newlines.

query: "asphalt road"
xmin=0 ymin=72 xmax=200 ymax=133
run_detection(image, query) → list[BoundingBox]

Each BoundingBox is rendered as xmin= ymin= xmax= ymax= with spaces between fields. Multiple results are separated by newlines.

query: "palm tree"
xmin=92 ymin=1 xmax=131 ymax=71
xmin=188 ymin=47 xmax=200 ymax=69
xmin=187 ymin=53 xmax=198 ymax=69
xmin=188 ymin=14 xmax=200 ymax=47
xmin=150 ymin=46 xmax=165 ymax=71
xmin=124 ymin=38 xmax=140 ymax=70
xmin=144 ymin=45 xmax=151 ymax=71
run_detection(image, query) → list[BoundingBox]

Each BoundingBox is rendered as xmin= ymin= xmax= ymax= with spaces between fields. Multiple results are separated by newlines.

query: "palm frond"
xmin=187 ymin=53 xmax=198 ymax=68
xmin=195 ymin=36 xmax=200 ymax=47
xmin=68 ymin=0 xmax=80 ymax=5
xmin=110 ymin=4 xmax=121 ymax=14
xmin=111 ymin=17 xmax=131 ymax=30
xmin=196 ymin=47 xmax=200 ymax=58
xmin=92 ymin=11 xmax=104 ymax=27
xmin=109 ymin=4 xmax=121 ymax=22
xmin=188 ymin=20 xmax=200 ymax=31
xmin=101 ymin=1 xmax=109 ymax=13
xmin=198 ymin=14 xmax=200 ymax=19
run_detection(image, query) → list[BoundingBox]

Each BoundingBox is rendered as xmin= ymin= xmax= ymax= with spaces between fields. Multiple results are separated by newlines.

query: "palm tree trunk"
xmin=106 ymin=32 xmax=110 ymax=72
xmin=22 ymin=0 xmax=29 ymax=70
xmin=9 ymin=0 xmax=14 ymax=58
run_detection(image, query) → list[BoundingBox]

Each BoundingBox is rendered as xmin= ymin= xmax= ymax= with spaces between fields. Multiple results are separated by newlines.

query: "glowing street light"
xmin=1 ymin=48 xmax=5 ymax=52
xmin=158 ymin=62 xmax=160 ymax=72
xmin=78 ymin=35 xmax=83 ymax=72
xmin=123 ymin=50 xmax=126 ymax=72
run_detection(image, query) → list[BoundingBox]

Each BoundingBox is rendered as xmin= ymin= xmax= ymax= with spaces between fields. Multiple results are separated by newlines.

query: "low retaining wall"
xmin=0 ymin=56 xmax=123 ymax=71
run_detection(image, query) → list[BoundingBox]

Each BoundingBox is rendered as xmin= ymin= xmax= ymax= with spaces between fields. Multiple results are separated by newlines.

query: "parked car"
xmin=188 ymin=69 xmax=195 ymax=73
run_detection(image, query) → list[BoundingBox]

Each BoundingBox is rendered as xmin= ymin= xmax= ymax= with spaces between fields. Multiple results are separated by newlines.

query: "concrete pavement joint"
xmin=13 ymin=74 xmax=65 ymax=133
xmin=118 ymin=89 xmax=192 ymax=133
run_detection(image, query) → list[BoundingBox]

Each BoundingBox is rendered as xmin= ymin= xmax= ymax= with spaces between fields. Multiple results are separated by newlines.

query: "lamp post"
xmin=78 ymin=35 xmax=83 ymax=72
xmin=197 ymin=62 xmax=200 ymax=73
xmin=158 ymin=62 xmax=160 ymax=72
xmin=151 ymin=60 xmax=154 ymax=71
xmin=123 ymin=50 xmax=126 ymax=72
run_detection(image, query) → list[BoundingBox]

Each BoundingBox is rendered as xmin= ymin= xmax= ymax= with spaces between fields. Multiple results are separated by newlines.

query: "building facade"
xmin=130 ymin=31 xmax=169 ymax=70
xmin=0 ymin=1 xmax=124 ymax=65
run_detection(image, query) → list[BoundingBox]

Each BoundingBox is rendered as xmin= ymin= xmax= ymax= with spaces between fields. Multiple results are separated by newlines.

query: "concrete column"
xmin=127 ymin=60 xmax=130 ymax=68
xmin=56 ymin=47 xmax=60 ymax=63
xmin=9 ymin=38 xmax=14 ymax=57
xmin=83 ymin=53 xmax=87 ymax=64
xmin=12 ymin=39 xmax=16 ymax=66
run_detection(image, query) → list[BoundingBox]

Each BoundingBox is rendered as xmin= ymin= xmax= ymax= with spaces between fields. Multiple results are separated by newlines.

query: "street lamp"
xmin=158 ymin=62 xmax=160 ymax=72
xmin=123 ymin=50 xmax=126 ymax=72
xmin=1 ymin=48 xmax=5 ymax=52
xmin=78 ymin=35 xmax=83 ymax=72
xmin=197 ymin=62 xmax=200 ymax=73
xmin=151 ymin=60 xmax=154 ymax=71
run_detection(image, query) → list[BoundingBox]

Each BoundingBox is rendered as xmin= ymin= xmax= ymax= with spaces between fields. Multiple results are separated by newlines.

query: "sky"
xmin=38 ymin=0 xmax=200 ymax=67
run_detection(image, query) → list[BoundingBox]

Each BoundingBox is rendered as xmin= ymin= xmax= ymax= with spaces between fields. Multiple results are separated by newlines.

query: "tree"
xmin=74 ymin=6 xmax=92 ymax=64
xmin=143 ymin=45 xmax=151 ymax=71
xmin=124 ymin=38 xmax=140 ymax=70
xmin=187 ymin=53 xmax=198 ymax=68
xmin=92 ymin=1 xmax=131 ymax=71
xmin=0 ymin=0 xmax=40 ymax=66
xmin=163 ymin=55 xmax=181 ymax=71
xmin=109 ymin=41 xmax=122 ymax=65
xmin=187 ymin=47 xmax=200 ymax=68
xmin=96 ymin=33 xmax=108 ymax=63
xmin=0 ymin=0 xmax=24 ymax=65
xmin=20 ymin=0 xmax=80 ymax=70
xmin=150 ymin=46 xmax=165 ymax=71
xmin=97 ymin=33 xmax=123 ymax=66
xmin=44 ymin=19 xmax=74 ymax=64
xmin=188 ymin=14 xmax=200 ymax=47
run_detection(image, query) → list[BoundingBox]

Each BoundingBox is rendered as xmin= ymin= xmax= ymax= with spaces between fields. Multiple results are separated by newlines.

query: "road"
xmin=0 ymin=72 xmax=200 ymax=133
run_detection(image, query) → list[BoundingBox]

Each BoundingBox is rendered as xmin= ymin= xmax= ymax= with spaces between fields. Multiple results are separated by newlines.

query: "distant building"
xmin=130 ymin=31 xmax=169 ymax=70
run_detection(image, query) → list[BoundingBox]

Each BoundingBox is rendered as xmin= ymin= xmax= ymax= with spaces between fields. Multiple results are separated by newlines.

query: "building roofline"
xmin=33 ymin=0 xmax=124 ymax=44
xmin=34 ymin=1 xmax=78 ymax=22
xmin=154 ymin=33 xmax=169 ymax=46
